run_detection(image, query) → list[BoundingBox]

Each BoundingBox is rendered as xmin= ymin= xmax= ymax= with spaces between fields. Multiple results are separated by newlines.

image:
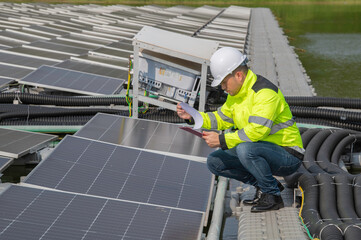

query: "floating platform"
xmin=0 ymin=3 xmax=360 ymax=240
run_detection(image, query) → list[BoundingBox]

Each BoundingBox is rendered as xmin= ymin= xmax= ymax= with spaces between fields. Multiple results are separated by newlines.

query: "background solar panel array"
xmin=25 ymin=135 xmax=213 ymax=212
xmin=0 ymin=157 xmax=12 ymax=172
xmin=0 ymin=3 xmax=249 ymax=90
xmin=0 ymin=77 xmax=13 ymax=88
xmin=0 ymin=127 xmax=56 ymax=158
xmin=75 ymin=113 xmax=214 ymax=158
xmin=18 ymin=65 xmax=124 ymax=95
xmin=0 ymin=185 xmax=203 ymax=240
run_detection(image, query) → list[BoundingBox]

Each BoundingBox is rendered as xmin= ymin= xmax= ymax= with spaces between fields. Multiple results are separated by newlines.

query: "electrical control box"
xmin=138 ymin=51 xmax=201 ymax=106
xmin=132 ymin=26 xmax=219 ymax=118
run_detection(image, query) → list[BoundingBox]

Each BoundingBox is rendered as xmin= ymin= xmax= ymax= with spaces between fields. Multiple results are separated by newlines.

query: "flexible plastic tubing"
xmin=285 ymin=96 xmax=361 ymax=109
xmin=303 ymin=129 xmax=332 ymax=174
xmin=316 ymin=174 xmax=347 ymax=228
xmin=291 ymin=106 xmax=361 ymax=122
xmin=0 ymin=106 xmax=184 ymax=125
xmin=299 ymin=174 xmax=343 ymax=240
xmin=0 ymin=93 xmax=128 ymax=106
xmin=295 ymin=118 xmax=361 ymax=131
xmin=317 ymin=174 xmax=361 ymax=240
xmin=354 ymin=175 xmax=361 ymax=218
xmin=283 ymin=128 xmax=321 ymax=187
xmin=139 ymin=109 xmax=184 ymax=123
xmin=299 ymin=127 xmax=309 ymax=135
xmin=331 ymin=134 xmax=361 ymax=165
xmin=334 ymin=175 xmax=361 ymax=225
xmin=0 ymin=108 xmax=129 ymax=122
xmin=316 ymin=130 xmax=355 ymax=177
xmin=283 ymin=166 xmax=307 ymax=188
xmin=301 ymin=128 xmax=322 ymax=149
xmin=0 ymin=115 xmax=95 ymax=126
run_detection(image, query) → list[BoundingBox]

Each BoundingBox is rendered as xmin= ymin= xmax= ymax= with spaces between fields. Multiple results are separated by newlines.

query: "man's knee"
xmin=236 ymin=142 xmax=254 ymax=161
xmin=206 ymin=154 xmax=222 ymax=175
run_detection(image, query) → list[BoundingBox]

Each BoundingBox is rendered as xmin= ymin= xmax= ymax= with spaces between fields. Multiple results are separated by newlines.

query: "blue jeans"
xmin=207 ymin=141 xmax=302 ymax=195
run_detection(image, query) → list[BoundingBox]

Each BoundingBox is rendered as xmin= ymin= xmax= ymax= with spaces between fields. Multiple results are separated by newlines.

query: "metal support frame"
xmin=132 ymin=26 xmax=218 ymax=118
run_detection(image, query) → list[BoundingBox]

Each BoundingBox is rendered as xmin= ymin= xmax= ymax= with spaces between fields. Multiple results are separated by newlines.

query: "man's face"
xmin=220 ymin=71 xmax=245 ymax=96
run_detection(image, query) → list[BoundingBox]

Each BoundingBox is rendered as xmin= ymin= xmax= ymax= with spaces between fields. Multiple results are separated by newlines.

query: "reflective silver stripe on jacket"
xmin=238 ymin=129 xmax=252 ymax=142
xmin=207 ymin=112 xmax=218 ymax=129
xmin=217 ymin=107 xmax=234 ymax=124
xmin=249 ymin=116 xmax=273 ymax=129
xmin=270 ymin=119 xmax=295 ymax=135
xmin=289 ymin=146 xmax=305 ymax=154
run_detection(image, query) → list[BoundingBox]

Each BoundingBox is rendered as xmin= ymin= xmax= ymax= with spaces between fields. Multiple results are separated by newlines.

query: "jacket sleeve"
xmin=222 ymin=89 xmax=280 ymax=149
xmin=200 ymin=100 xmax=234 ymax=131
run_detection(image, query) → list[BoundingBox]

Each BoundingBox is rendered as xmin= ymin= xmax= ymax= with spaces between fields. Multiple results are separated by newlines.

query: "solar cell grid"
xmin=75 ymin=113 xmax=213 ymax=158
xmin=25 ymin=135 xmax=213 ymax=212
xmin=0 ymin=77 xmax=14 ymax=88
xmin=0 ymin=127 xmax=56 ymax=158
xmin=55 ymin=60 xmax=127 ymax=79
xmin=18 ymin=65 xmax=124 ymax=95
xmin=0 ymin=185 xmax=203 ymax=240
xmin=0 ymin=157 xmax=13 ymax=172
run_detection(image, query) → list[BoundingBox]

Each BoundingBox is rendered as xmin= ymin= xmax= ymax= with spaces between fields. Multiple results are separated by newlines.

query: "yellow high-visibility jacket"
xmin=201 ymin=69 xmax=304 ymax=151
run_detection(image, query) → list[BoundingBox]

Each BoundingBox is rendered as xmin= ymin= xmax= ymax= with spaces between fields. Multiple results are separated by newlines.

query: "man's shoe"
xmin=250 ymin=193 xmax=284 ymax=212
xmin=243 ymin=180 xmax=284 ymax=206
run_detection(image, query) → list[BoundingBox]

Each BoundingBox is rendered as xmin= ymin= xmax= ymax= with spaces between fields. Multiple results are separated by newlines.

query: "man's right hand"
xmin=176 ymin=103 xmax=192 ymax=120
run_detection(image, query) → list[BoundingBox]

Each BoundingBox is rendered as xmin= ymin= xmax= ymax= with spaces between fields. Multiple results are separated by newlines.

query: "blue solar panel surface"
xmin=75 ymin=113 xmax=214 ymax=158
xmin=25 ymin=135 xmax=213 ymax=212
xmin=0 ymin=78 xmax=14 ymax=88
xmin=18 ymin=65 xmax=124 ymax=95
xmin=0 ymin=185 xmax=203 ymax=240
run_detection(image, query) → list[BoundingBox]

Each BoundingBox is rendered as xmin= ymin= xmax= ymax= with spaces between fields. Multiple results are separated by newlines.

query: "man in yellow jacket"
xmin=177 ymin=47 xmax=303 ymax=212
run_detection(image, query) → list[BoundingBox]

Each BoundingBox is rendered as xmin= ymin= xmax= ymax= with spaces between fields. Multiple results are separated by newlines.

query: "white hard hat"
xmin=210 ymin=47 xmax=247 ymax=87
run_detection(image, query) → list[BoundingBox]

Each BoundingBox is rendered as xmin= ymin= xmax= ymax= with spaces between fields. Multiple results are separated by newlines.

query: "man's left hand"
xmin=202 ymin=131 xmax=221 ymax=148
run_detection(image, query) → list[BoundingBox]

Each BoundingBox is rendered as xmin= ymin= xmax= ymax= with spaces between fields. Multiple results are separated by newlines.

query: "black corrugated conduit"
xmin=0 ymin=93 xmax=128 ymax=106
xmin=317 ymin=174 xmax=361 ymax=240
xmin=353 ymin=175 xmax=361 ymax=218
xmin=139 ymin=109 xmax=184 ymax=124
xmin=295 ymin=117 xmax=361 ymax=131
xmin=316 ymin=130 xmax=356 ymax=178
xmin=0 ymin=104 xmax=184 ymax=125
xmin=0 ymin=107 xmax=129 ymax=122
xmin=331 ymin=134 xmax=361 ymax=166
xmin=303 ymin=129 xmax=332 ymax=174
xmin=0 ymin=115 xmax=95 ymax=126
xmin=285 ymin=96 xmax=361 ymax=109
xmin=291 ymin=106 xmax=361 ymax=122
xmin=284 ymin=128 xmax=361 ymax=187
xmin=299 ymin=174 xmax=344 ymax=240
xmin=284 ymin=128 xmax=321 ymax=187
xmin=334 ymin=175 xmax=361 ymax=226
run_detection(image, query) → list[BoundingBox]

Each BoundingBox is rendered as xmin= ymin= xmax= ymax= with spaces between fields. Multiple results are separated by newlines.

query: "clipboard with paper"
xmin=179 ymin=102 xmax=204 ymax=137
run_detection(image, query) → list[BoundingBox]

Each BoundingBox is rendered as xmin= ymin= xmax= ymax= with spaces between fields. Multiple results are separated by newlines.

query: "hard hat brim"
xmin=211 ymin=78 xmax=223 ymax=87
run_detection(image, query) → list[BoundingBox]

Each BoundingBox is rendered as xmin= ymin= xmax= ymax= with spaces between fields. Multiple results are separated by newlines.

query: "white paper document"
xmin=179 ymin=102 xmax=203 ymax=129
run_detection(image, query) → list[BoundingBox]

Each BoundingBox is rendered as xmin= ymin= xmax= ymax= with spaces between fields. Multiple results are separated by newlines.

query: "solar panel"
xmin=0 ymin=77 xmax=14 ymax=88
xmin=28 ymin=41 xmax=89 ymax=55
xmin=0 ymin=52 xmax=58 ymax=68
xmin=25 ymin=135 xmax=213 ymax=212
xmin=18 ymin=65 xmax=125 ymax=96
xmin=0 ymin=185 xmax=204 ymax=240
xmin=0 ymin=157 xmax=12 ymax=172
xmin=4 ymin=47 xmax=71 ymax=61
xmin=55 ymin=60 xmax=128 ymax=79
xmin=0 ymin=127 xmax=57 ymax=158
xmin=75 ymin=113 xmax=214 ymax=158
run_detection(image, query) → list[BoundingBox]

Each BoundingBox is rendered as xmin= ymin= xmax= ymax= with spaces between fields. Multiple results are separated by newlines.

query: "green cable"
xmin=299 ymin=216 xmax=314 ymax=239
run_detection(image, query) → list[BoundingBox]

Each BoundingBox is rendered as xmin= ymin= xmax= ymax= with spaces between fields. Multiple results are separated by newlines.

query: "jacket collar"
xmin=233 ymin=69 xmax=257 ymax=98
